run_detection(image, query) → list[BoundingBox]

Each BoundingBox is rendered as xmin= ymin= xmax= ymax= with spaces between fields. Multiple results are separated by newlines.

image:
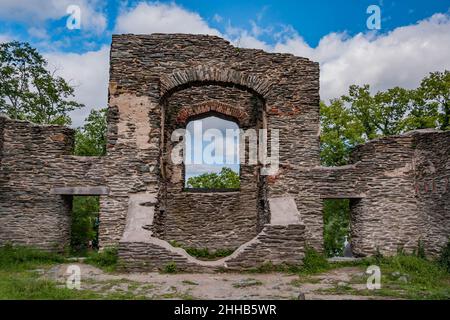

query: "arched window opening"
xmin=184 ymin=115 xmax=240 ymax=191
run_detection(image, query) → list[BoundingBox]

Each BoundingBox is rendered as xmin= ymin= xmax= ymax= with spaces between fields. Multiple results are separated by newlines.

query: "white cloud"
xmin=115 ymin=2 xmax=220 ymax=35
xmin=27 ymin=27 xmax=49 ymax=39
xmin=0 ymin=0 xmax=107 ymax=34
xmin=4 ymin=2 xmax=446 ymax=128
xmin=213 ymin=14 xmax=223 ymax=23
xmin=44 ymin=46 xmax=110 ymax=127
xmin=0 ymin=34 xmax=12 ymax=43
xmin=272 ymin=13 xmax=450 ymax=101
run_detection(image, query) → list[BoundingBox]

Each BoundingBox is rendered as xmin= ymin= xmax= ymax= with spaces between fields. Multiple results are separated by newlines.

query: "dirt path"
xmin=43 ymin=264 xmax=393 ymax=300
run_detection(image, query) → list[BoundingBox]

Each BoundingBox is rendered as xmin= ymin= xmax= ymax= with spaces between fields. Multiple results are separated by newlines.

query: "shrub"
xmin=438 ymin=240 xmax=450 ymax=273
xmin=300 ymin=247 xmax=330 ymax=274
xmin=185 ymin=247 xmax=234 ymax=260
xmin=162 ymin=262 xmax=177 ymax=274
xmin=84 ymin=247 xmax=118 ymax=272
xmin=414 ymin=239 xmax=426 ymax=259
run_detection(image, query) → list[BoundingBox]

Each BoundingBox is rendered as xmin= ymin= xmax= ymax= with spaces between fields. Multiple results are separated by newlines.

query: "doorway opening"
xmin=70 ymin=196 xmax=100 ymax=256
xmin=323 ymin=199 xmax=351 ymax=258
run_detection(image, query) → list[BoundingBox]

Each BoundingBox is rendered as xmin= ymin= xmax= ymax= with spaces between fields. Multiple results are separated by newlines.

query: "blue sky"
xmin=0 ymin=0 xmax=449 ymax=128
xmin=1 ymin=1 xmax=449 ymax=52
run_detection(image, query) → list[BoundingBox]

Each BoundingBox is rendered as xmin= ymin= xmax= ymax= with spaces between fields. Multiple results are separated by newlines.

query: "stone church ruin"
xmin=0 ymin=34 xmax=449 ymax=272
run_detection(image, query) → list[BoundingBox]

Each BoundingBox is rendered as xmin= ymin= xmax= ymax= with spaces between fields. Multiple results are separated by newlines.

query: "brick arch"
xmin=159 ymin=65 xmax=273 ymax=101
xmin=175 ymin=101 xmax=248 ymax=125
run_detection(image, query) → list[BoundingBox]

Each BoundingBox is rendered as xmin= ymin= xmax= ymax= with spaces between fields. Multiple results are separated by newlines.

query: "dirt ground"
xmin=41 ymin=263 xmax=397 ymax=300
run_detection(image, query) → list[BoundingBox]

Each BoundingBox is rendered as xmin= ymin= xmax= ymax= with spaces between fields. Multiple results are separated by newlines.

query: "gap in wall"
xmin=70 ymin=196 xmax=100 ymax=256
xmin=323 ymin=199 xmax=351 ymax=258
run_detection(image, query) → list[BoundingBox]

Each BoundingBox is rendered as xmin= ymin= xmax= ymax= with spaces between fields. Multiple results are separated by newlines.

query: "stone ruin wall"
xmin=0 ymin=34 xmax=448 ymax=267
xmin=413 ymin=131 xmax=450 ymax=255
xmin=107 ymin=34 xmax=321 ymax=254
xmin=348 ymin=134 xmax=421 ymax=256
xmin=0 ymin=116 xmax=105 ymax=250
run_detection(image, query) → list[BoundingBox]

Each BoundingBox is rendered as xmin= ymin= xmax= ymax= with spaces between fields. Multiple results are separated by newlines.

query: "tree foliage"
xmin=186 ymin=167 xmax=240 ymax=189
xmin=71 ymin=108 xmax=107 ymax=254
xmin=323 ymin=199 xmax=351 ymax=257
xmin=321 ymin=70 xmax=449 ymax=166
xmin=0 ymin=41 xmax=83 ymax=125
xmin=74 ymin=108 xmax=107 ymax=156
xmin=408 ymin=70 xmax=450 ymax=131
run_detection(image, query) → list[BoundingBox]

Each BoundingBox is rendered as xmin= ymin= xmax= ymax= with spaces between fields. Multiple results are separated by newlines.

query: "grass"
xmin=232 ymin=278 xmax=263 ymax=288
xmin=0 ymin=270 xmax=101 ymax=299
xmin=162 ymin=262 xmax=178 ymax=274
xmin=1 ymin=244 xmax=448 ymax=300
xmin=290 ymin=277 xmax=321 ymax=286
xmin=168 ymin=241 xmax=235 ymax=261
xmin=317 ymin=253 xmax=450 ymax=300
xmin=0 ymin=245 xmax=138 ymax=299
xmin=0 ymin=244 xmax=66 ymax=271
xmin=84 ymin=247 xmax=118 ymax=272
xmin=182 ymin=280 xmax=199 ymax=286
xmin=247 ymin=247 xmax=331 ymax=275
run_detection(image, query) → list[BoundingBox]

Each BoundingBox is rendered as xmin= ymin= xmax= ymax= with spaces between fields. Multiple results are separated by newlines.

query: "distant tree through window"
xmin=185 ymin=115 xmax=240 ymax=190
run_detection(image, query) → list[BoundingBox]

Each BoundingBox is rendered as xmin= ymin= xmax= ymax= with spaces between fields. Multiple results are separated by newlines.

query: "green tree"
xmin=186 ymin=167 xmax=240 ymax=189
xmin=341 ymin=84 xmax=411 ymax=139
xmin=71 ymin=108 xmax=107 ymax=254
xmin=323 ymin=199 xmax=351 ymax=257
xmin=74 ymin=108 xmax=107 ymax=156
xmin=341 ymin=84 xmax=379 ymax=140
xmin=71 ymin=196 xmax=100 ymax=254
xmin=373 ymin=87 xmax=410 ymax=135
xmin=407 ymin=70 xmax=449 ymax=131
xmin=0 ymin=41 xmax=83 ymax=125
xmin=320 ymin=99 xmax=365 ymax=166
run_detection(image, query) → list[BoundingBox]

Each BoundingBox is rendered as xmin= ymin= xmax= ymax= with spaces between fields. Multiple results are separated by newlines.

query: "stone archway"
xmin=159 ymin=65 xmax=273 ymax=102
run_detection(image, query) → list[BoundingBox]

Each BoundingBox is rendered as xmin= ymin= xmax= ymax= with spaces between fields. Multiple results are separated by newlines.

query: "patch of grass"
xmin=300 ymin=247 xmax=331 ymax=275
xmin=290 ymin=276 xmax=321 ymax=286
xmin=158 ymin=291 xmax=196 ymax=300
xmin=232 ymin=278 xmax=263 ymax=288
xmin=186 ymin=248 xmax=235 ymax=260
xmin=0 ymin=244 xmax=66 ymax=271
xmin=84 ymin=247 xmax=118 ymax=272
xmin=182 ymin=280 xmax=199 ymax=286
xmin=0 ymin=267 xmax=151 ymax=300
xmin=318 ymin=253 xmax=450 ymax=300
xmin=0 ymin=269 xmax=105 ymax=300
xmin=246 ymin=248 xmax=331 ymax=275
xmin=162 ymin=262 xmax=178 ymax=274
xmin=168 ymin=241 xmax=235 ymax=261
xmin=247 ymin=262 xmax=278 ymax=273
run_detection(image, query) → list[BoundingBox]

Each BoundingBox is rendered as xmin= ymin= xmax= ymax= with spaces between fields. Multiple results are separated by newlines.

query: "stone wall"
xmin=413 ymin=131 xmax=450 ymax=255
xmin=348 ymin=134 xmax=419 ymax=256
xmin=108 ymin=34 xmax=320 ymax=253
xmin=0 ymin=117 xmax=74 ymax=249
xmin=0 ymin=115 xmax=109 ymax=250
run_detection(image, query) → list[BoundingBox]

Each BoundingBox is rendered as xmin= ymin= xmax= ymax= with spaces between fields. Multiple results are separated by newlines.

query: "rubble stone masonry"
xmin=0 ymin=34 xmax=448 ymax=271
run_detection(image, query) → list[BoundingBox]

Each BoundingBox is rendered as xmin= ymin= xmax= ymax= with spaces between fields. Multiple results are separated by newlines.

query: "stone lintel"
xmin=50 ymin=186 xmax=109 ymax=195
